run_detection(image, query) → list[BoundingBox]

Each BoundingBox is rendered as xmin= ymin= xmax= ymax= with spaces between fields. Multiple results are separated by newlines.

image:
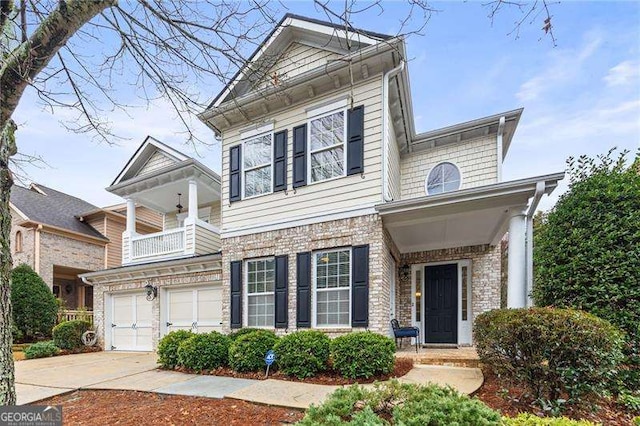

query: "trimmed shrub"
xmin=157 ymin=330 xmax=194 ymax=369
xmin=475 ymin=308 xmax=625 ymax=404
xmin=503 ymin=414 xmax=596 ymax=425
xmin=533 ymin=150 xmax=640 ymax=392
xmin=176 ymin=332 xmax=230 ymax=371
xmin=52 ymin=320 xmax=92 ymax=350
xmin=330 ymin=332 xmax=395 ymax=379
xmin=24 ymin=341 xmax=60 ymax=359
xmin=11 ymin=264 xmax=58 ymax=341
xmin=228 ymin=330 xmax=278 ymax=372
xmin=273 ymin=330 xmax=330 ymax=378
xmin=298 ymin=380 xmax=501 ymax=425
xmin=228 ymin=328 xmax=262 ymax=341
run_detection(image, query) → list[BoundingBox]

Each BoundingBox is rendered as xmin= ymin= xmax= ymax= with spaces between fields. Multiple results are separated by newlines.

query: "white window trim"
xmin=307 ymin=108 xmax=348 ymax=185
xmin=243 ymin=257 xmax=276 ymax=329
xmin=239 ymin=122 xmax=274 ymax=140
xmin=311 ymin=247 xmax=352 ymax=329
xmin=306 ymin=96 xmax=349 ymax=119
xmin=424 ymin=161 xmax=463 ymax=196
xmin=241 ymin=132 xmax=274 ymax=200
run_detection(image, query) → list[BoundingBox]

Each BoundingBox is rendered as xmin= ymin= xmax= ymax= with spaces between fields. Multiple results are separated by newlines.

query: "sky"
xmin=12 ymin=1 xmax=640 ymax=212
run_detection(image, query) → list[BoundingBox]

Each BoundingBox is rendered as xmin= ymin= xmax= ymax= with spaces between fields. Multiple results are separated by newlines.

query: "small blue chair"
xmin=391 ymin=319 xmax=420 ymax=353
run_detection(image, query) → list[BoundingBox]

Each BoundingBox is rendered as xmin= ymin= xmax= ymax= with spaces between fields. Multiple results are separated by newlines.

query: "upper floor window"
xmin=246 ymin=257 xmax=275 ymax=327
xmin=426 ymin=162 xmax=461 ymax=195
xmin=243 ymin=133 xmax=273 ymax=198
xmin=309 ymin=110 xmax=346 ymax=183
xmin=14 ymin=231 xmax=22 ymax=253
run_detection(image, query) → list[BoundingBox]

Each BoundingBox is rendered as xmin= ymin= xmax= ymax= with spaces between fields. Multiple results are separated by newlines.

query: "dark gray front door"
xmin=424 ymin=264 xmax=457 ymax=344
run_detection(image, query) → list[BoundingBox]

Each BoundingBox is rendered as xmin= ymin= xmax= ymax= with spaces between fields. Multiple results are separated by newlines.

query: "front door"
xmin=424 ymin=264 xmax=457 ymax=344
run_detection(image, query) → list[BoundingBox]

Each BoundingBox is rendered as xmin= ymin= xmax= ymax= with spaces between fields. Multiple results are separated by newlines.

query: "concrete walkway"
xmin=16 ymin=352 xmax=484 ymax=409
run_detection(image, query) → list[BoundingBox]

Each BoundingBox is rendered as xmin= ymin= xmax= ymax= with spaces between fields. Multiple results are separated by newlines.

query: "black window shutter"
xmin=346 ymin=106 xmax=365 ymax=176
xmin=230 ymin=261 xmax=242 ymax=329
xmin=292 ymin=124 xmax=307 ymax=188
xmin=351 ymin=245 xmax=369 ymax=327
xmin=273 ymin=130 xmax=288 ymax=192
xmin=296 ymin=252 xmax=311 ymax=328
xmin=229 ymin=145 xmax=242 ymax=202
xmin=275 ymin=255 xmax=288 ymax=328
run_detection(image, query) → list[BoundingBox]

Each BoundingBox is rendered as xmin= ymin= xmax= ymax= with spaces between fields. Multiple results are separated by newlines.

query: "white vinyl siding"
xmin=400 ymin=135 xmax=498 ymax=200
xmin=243 ymin=133 xmax=273 ymax=198
xmin=136 ymin=151 xmax=177 ymax=177
xmin=308 ymin=109 xmax=347 ymax=183
xmin=313 ymin=249 xmax=351 ymax=327
xmin=386 ymin=105 xmax=401 ymax=200
xmin=221 ymin=75 xmax=383 ymax=230
xmin=246 ymin=258 xmax=275 ymax=327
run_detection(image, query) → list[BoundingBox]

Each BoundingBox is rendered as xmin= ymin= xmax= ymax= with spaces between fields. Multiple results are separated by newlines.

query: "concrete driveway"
xmin=15 ymin=352 xmax=158 ymax=404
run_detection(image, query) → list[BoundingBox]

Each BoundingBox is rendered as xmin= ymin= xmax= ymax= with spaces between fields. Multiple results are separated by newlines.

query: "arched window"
xmin=425 ymin=162 xmax=461 ymax=195
xmin=15 ymin=231 xmax=23 ymax=253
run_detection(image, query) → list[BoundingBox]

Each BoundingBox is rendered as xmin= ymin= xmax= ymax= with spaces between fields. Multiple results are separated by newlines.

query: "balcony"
xmin=131 ymin=228 xmax=185 ymax=260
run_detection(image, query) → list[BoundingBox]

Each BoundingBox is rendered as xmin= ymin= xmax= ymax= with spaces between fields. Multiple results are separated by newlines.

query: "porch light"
xmin=400 ymin=264 xmax=411 ymax=280
xmin=415 ymin=291 xmax=421 ymax=298
xmin=144 ymin=282 xmax=158 ymax=301
xmin=176 ymin=193 xmax=183 ymax=213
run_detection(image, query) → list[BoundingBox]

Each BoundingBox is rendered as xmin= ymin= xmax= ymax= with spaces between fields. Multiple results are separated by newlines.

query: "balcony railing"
xmin=57 ymin=310 xmax=94 ymax=325
xmin=131 ymin=228 xmax=185 ymax=260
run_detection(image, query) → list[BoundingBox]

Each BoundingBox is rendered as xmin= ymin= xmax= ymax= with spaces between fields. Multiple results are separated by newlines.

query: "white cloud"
xmin=604 ymin=60 xmax=640 ymax=87
xmin=516 ymin=32 xmax=603 ymax=102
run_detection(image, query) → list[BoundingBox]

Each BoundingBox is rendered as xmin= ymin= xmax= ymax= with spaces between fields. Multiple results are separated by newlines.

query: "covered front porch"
xmin=380 ymin=173 xmax=563 ymax=346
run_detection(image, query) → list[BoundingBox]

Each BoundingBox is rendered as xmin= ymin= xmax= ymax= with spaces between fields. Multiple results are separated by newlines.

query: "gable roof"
xmin=10 ymin=184 xmax=107 ymax=239
xmin=209 ymin=13 xmax=393 ymax=109
xmin=111 ymin=136 xmax=189 ymax=186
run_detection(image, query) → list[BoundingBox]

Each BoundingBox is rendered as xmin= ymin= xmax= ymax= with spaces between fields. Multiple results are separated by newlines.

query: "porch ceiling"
xmin=376 ymin=173 xmax=564 ymax=253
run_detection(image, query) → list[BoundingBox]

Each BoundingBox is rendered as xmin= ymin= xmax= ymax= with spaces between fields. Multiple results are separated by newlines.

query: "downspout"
xmin=496 ymin=116 xmax=505 ymax=182
xmin=382 ymin=60 xmax=405 ymax=202
xmin=525 ymin=181 xmax=545 ymax=307
xmin=81 ymin=276 xmax=92 ymax=285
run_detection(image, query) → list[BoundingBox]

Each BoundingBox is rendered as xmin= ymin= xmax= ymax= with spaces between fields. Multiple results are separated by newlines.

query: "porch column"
xmin=125 ymin=198 xmax=136 ymax=233
xmin=188 ymin=179 xmax=198 ymax=220
xmin=507 ymin=210 xmax=527 ymax=308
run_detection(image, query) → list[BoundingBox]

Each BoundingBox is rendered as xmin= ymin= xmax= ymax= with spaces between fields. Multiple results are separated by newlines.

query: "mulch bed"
xmin=41 ymin=390 xmax=304 ymax=425
xmin=59 ymin=346 xmax=102 ymax=356
xmin=474 ymin=370 xmax=637 ymax=425
xmin=173 ymin=357 xmax=414 ymax=385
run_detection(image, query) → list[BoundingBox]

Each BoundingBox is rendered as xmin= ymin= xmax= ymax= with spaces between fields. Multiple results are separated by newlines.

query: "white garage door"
xmin=166 ymin=286 xmax=222 ymax=334
xmin=111 ymin=293 xmax=153 ymax=351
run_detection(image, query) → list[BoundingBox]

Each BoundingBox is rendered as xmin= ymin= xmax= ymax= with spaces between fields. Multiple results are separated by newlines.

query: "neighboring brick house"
xmin=10 ymin=183 xmax=161 ymax=313
xmin=83 ymin=14 xmax=564 ymax=352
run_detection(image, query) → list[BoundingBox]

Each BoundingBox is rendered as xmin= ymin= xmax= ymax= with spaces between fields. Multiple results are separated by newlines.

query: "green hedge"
xmin=228 ymin=328 xmax=262 ymax=341
xmin=228 ymin=330 xmax=278 ymax=372
xmin=503 ymin=414 xmax=596 ymax=425
xmin=273 ymin=330 xmax=330 ymax=378
xmin=330 ymin=332 xmax=395 ymax=379
xmin=11 ymin=264 xmax=58 ymax=341
xmin=24 ymin=341 xmax=60 ymax=359
xmin=298 ymin=380 xmax=501 ymax=425
xmin=52 ymin=320 xmax=92 ymax=350
xmin=475 ymin=308 xmax=624 ymax=404
xmin=157 ymin=330 xmax=194 ymax=369
xmin=176 ymin=332 xmax=230 ymax=371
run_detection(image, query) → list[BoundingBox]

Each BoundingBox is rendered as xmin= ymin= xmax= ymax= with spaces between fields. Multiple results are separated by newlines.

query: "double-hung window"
xmin=246 ymin=258 xmax=275 ymax=327
xmin=314 ymin=249 xmax=351 ymax=327
xmin=243 ymin=133 xmax=273 ymax=198
xmin=309 ymin=110 xmax=346 ymax=183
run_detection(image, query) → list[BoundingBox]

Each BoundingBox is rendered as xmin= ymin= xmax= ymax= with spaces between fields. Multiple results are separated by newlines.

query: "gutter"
xmin=524 ymin=181 xmax=546 ymax=306
xmin=381 ymin=60 xmax=405 ymax=202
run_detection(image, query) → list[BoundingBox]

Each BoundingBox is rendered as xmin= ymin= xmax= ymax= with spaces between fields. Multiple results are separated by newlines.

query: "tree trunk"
xmin=0 ymin=120 xmax=17 ymax=406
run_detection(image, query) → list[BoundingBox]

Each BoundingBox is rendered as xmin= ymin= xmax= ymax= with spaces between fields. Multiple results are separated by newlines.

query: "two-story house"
xmin=83 ymin=14 xmax=563 ymax=352
xmin=10 ymin=183 xmax=161 ymax=320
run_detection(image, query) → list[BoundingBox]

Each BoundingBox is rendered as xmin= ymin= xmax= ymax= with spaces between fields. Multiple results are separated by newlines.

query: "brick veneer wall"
xmin=10 ymin=211 xmax=36 ymax=269
xmin=395 ymin=244 xmax=501 ymax=335
xmin=93 ymin=270 xmax=221 ymax=349
xmin=221 ymin=214 xmax=393 ymax=336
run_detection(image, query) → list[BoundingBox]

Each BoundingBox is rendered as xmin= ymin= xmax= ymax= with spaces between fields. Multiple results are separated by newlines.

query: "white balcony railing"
xmin=131 ymin=228 xmax=185 ymax=260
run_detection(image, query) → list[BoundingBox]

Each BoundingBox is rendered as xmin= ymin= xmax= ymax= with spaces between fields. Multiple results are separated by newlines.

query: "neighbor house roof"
xmin=10 ymin=184 xmax=107 ymax=240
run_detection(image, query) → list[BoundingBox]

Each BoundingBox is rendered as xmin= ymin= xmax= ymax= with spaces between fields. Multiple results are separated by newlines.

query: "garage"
xmin=110 ymin=293 xmax=153 ymax=351
xmin=165 ymin=285 xmax=223 ymax=334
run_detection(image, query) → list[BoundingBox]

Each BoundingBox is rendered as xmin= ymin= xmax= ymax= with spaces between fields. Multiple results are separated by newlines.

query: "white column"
xmin=507 ymin=211 xmax=527 ymax=308
xmin=526 ymin=216 xmax=534 ymax=307
xmin=188 ymin=180 xmax=198 ymax=220
xmin=125 ymin=198 xmax=136 ymax=233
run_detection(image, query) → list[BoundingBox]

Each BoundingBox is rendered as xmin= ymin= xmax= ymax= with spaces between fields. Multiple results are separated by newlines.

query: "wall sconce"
xmin=144 ymin=282 xmax=158 ymax=301
xmin=400 ymin=264 xmax=411 ymax=280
